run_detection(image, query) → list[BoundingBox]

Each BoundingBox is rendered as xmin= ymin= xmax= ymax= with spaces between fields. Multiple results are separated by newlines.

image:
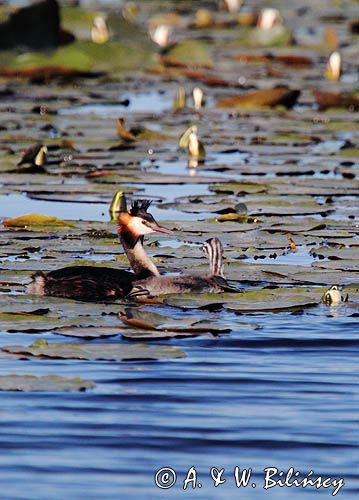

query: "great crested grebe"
xmin=26 ymin=200 xmax=172 ymax=301
xmin=133 ymin=237 xmax=227 ymax=296
xmin=27 ymin=200 xmax=229 ymax=300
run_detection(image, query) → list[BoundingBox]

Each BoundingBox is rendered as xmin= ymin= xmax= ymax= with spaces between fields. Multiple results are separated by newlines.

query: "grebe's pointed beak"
xmin=147 ymin=221 xmax=173 ymax=234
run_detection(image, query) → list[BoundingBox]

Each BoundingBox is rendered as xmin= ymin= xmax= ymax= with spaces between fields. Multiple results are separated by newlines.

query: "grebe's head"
xmin=118 ymin=200 xmax=172 ymax=246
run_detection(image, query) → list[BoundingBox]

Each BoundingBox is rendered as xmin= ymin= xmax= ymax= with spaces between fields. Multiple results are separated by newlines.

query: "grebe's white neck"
xmin=120 ymin=234 xmax=160 ymax=278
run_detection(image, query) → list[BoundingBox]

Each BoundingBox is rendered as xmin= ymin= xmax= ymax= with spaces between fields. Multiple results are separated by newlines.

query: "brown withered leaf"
xmin=145 ymin=66 xmax=238 ymax=87
xmin=234 ymin=54 xmax=269 ymax=63
xmin=116 ymin=118 xmax=137 ymax=142
xmin=234 ymin=53 xmax=312 ymax=67
xmin=237 ymin=12 xmax=258 ymax=26
xmin=0 ymin=66 xmax=103 ymax=80
xmin=217 ymin=87 xmax=300 ymax=109
xmin=145 ymin=65 xmax=182 ymax=77
xmin=119 ymin=310 xmax=229 ymax=336
xmin=183 ymin=69 xmax=238 ymax=87
xmin=312 ymin=89 xmax=359 ymax=110
xmin=275 ymin=55 xmax=312 ymax=67
xmin=160 ymin=56 xmax=191 ymax=69
xmin=119 ymin=311 xmax=154 ymax=330
xmin=324 ymin=26 xmax=339 ymax=49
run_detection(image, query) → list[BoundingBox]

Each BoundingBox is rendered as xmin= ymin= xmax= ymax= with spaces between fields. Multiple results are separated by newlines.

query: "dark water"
xmin=0 ymin=306 xmax=358 ymax=499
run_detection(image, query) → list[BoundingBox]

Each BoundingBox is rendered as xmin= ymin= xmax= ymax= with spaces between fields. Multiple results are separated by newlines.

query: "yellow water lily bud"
xmin=149 ymin=24 xmax=172 ymax=48
xmin=122 ymin=2 xmax=139 ymax=21
xmin=173 ymin=86 xmax=187 ymax=111
xmin=192 ymin=87 xmax=204 ymax=110
xmin=91 ymin=16 xmax=109 ymax=44
xmin=188 ymin=129 xmax=206 ymax=159
xmin=34 ymin=146 xmax=48 ymax=167
xmin=195 ymin=9 xmax=213 ymax=28
xmin=325 ymin=51 xmax=341 ymax=81
xmin=321 ymin=285 xmax=346 ymax=305
xmin=223 ymin=0 xmax=244 ymax=13
xmin=257 ymin=8 xmax=282 ymax=30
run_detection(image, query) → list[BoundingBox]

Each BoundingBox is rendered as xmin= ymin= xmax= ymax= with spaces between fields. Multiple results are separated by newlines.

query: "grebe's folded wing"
xmin=45 ymin=266 xmax=133 ymax=281
xmin=30 ymin=266 xmax=136 ymax=301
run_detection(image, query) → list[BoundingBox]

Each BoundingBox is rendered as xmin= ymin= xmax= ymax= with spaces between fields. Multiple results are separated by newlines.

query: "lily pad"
xmin=165 ymin=40 xmax=213 ymax=69
xmin=119 ymin=308 xmax=230 ymax=338
xmin=0 ymin=374 xmax=95 ymax=392
xmin=248 ymin=25 xmax=293 ymax=47
xmin=121 ymin=330 xmax=217 ymax=340
xmin=2 ymin=40 xmax=155 ymax=75
xmin=3 ymin=214 xmax=73 ymax=229
xmin=209 ymin=182 xmax=268 ymax=194
xmin=2 ymin=340 xmax=185 ymax=361
xmin=164 ymin=287 xmax=321 ymax=312
xmin=53 ymin=326 xmax=121 ymax=339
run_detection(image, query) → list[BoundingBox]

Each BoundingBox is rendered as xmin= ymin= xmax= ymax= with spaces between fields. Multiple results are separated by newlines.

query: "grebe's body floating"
xmin=134 ymin=238 xmax=226 ymax=295
xmin=27 ymin=200 xmax=230 ymax=301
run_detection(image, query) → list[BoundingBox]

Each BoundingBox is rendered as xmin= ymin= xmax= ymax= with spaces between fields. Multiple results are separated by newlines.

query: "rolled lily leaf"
xmin=179 ymin=125 xmax=197 ymax=150
xmin=173 ymin=86 xmax=186 ymax=111
xmin=109 ymin=191 xmax=127 ymax=220
xmin=117 ymin=118 xmax=137 ymax=142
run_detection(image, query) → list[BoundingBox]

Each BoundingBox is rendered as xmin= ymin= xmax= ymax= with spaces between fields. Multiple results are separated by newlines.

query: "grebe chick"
xmin=133 ymin=237 xmax=228 ymax=296
xmin=26 ymin=200 xmax=172 ymax=301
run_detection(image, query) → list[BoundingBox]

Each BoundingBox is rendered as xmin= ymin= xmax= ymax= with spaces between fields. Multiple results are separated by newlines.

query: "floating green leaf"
xmin=165 ymin=40 xmax=213 ymax=68
xmin=165 ymin=287 xmax=321 ymax=312
xmin=3 ymin=214 xmax=73 ymax=229
xmin=2 ymin=340 xmax=186 ymax=361
xmin=0 ymin=374 xmax=95 ymax=392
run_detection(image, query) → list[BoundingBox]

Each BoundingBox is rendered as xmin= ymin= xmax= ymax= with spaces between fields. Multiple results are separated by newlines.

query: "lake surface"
xmin=0 ymin=308 xmax=358 ymax=499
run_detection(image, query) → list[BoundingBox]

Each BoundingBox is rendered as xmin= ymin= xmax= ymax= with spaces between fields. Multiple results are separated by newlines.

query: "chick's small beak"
xmin=148 ymin=221 xmax=173 ymax=234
